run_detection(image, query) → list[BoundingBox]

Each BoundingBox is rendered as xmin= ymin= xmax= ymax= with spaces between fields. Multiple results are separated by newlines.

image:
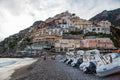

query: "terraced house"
xmin=82 ymin=37 xmax=115 ymax=49
xmin=55 ymin=35 xmax=83 ymax=52
xmin=84 ymin=20 xmax=111 ymax=34
xmin=29 ymin=11 xmax=115 ymax=53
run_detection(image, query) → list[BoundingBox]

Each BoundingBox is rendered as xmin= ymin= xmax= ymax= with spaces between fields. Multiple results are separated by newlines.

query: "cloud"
xmin=67 ymin=0 xmax=120 ymax=18
xmin=0 ymin=0 xmax=120 ymax=40
xmin=0 ymin=0 xmax=26 ymax=16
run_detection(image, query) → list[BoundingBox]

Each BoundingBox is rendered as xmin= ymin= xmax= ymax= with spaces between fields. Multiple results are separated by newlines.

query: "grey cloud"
xmin=0 ymin=0 xmax=119 ymax=17
xmin=28 ymin=0 xmax=62 ymax=11
xmin=0 ymin=0 xmax=30 ymax=16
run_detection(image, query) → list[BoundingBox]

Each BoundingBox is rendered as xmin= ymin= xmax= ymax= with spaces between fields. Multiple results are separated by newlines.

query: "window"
xmin=98 ymin=28 xmax=100 ymax=31
xmin=92 ymin=28 xmax=96 ymax=31
xmin=98 ymin=40 xmax=100 ymax=43
xmin=72 ymin=45 xmax=74 ymax=47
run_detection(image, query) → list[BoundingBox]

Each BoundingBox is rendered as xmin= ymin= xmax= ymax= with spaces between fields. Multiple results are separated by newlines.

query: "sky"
xmin=0 ymin=0 xmax=120 ymax=41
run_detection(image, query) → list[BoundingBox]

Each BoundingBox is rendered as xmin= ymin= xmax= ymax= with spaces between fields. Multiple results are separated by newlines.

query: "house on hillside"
xmin=82 ymin=37 xmax=114 ymax=49
xmin=83 ymin=20 xmax=111 ymax=34
xmin=71 ymin=16 xmax=93 ymax=30
xmin=55 ymin=35 xmax=83 ymax=52
xmin=31 ymin=35 xmax=62 ymax=50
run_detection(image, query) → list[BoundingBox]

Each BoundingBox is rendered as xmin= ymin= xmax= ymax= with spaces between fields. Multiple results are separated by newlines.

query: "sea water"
xmin=0 ymin=58 xmax=33 ymax=68
xmin=0 ymin=60 xmax=16 ymax=68
xmin=0 ymin=58 xmax=37 ymax=80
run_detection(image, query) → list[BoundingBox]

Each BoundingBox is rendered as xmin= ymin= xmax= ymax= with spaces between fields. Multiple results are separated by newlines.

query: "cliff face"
xmin=0 ymin=27 xmax=30 ymax=54
xmin=0 ymin=20 xmax=44 ymax=54
xmin=89 ymin=8 xmax=120 ymax=26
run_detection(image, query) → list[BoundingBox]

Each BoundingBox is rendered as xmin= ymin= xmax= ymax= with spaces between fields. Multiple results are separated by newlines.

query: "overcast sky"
xmin=0 ymin=0 xmax=120 ymax=41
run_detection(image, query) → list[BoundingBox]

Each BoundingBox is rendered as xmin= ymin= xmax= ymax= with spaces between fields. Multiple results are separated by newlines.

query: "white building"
xmin=83 ymin=21 xmax=111 ymax=34
xmin=97 ymin=20 xmax=111 ymax=27
xmin=48 ymin=28 xmax=63 ymax=36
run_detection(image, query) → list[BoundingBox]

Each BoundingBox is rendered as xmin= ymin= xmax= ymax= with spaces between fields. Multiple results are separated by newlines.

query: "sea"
xmin=0 ymin=58 xmax=34 ymax=68
xmin=0 ymin=58 xmax=37 ymax=80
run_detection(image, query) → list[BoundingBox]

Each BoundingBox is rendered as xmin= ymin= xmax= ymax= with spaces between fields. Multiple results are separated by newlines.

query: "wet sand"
xmin=10 ymin=56 xmax=120 ymax=80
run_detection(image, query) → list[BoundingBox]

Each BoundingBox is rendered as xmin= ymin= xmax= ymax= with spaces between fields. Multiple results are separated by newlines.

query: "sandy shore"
xmin=0 ymin=58 xmax=38 ymax=80
xmin=10 ymin=56 xmax=120 ymax=80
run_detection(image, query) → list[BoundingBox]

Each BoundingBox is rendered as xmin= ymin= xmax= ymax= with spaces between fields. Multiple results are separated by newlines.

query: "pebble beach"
xmin=9 ymin=55 xmax=120 ymax=80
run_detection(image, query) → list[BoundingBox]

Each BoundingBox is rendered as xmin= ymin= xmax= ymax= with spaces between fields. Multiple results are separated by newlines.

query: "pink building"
xmin=83 ymin=38 xmax=115 ymax=49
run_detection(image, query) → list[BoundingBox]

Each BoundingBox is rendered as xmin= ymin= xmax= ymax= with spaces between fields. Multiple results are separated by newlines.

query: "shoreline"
xmin=10 ymin=59 xmax=40 ymax=80
xmin=0 ymin=58 xmax=38 ymax=80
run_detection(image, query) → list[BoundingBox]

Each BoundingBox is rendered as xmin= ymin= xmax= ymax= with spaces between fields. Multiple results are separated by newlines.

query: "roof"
xmin=62 ymin=35 xmax=83 ymax=39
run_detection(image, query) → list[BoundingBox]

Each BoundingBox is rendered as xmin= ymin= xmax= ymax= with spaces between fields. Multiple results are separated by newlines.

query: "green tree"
xmin=8 ymin=41 xmax=16 ymax=49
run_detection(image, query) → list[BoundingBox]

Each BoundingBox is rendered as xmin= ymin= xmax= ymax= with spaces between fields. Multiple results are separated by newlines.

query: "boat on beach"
xmin=80 ymin=49 xmax=120 ymax=76
xmin=79 ymin=50 xmax=98 ymax=73
xmin=61 ymin=49 xmax=120 ymax=77
xmin=65 ymin=51 xmax=74 ymax=64
xmin=96 ymin=61 xmax=120 ymax=77
xmin=96 ymin=53 xmax=120 ymax=77
xmin=71 ymin=50 xmax=84 ymax=67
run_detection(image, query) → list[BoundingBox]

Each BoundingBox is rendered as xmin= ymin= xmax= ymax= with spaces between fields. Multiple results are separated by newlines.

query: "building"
xmin=84 ymin=26 xmax=103 ymax=34
xmin=71 ymin=16 xmax=93 ymax=30
xmin=48 ymin=28 xmax=63 ymax=36
xmin=97 ymin=20 xmax=111 ymax=34
xmin=83 ymin=37 xmax=114 ymax=49
xmin=97 ymin=20 xmax=111 ymax=27
xmin=31 ymin=27 xmax=63 ymax=37
xmin=55 ymin=35 xmax=83 ymax=52
xmin=31 ymin=35 xmax=62 ymax=50
xmin=84 ymin=21 xmax=111 ymax=34
xmin=56 ymin=12 xmax=93 ymax=34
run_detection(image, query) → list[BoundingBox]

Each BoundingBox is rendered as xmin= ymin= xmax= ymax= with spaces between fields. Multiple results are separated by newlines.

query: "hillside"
xmin=0 ymin=11 xmax=91 ymax=55
xmin=0 ymin=10 xmax=120 ymax=56
xmin=0 ymin=21 xmax=43 ymax=55
xmin=89 ymin=8 xmax=120 ymax=26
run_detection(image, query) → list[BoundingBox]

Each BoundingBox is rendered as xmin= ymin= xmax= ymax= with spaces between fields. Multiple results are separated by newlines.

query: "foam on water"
xmin=0 ymin=61 xmax=16 ymax=68
xmin=0 ymin=58 xmax=33 ymax=68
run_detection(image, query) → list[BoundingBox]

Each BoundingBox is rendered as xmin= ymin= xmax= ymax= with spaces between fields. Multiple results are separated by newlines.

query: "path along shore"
xmin=10 ymin=55 xmax=120 ymax=80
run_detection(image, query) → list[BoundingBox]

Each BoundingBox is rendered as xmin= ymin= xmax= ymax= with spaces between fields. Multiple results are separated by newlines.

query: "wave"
xmin=0 ymin=61 xmax=16 ymax=68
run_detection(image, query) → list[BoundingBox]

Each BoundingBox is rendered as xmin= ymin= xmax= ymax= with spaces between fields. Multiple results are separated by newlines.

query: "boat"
xmin=65 ymin=51 xmax=74 ymax=64
xmin=96 ymin=61 xmax=120 ymax=77
xmin=80 ymin=49 xmax=120 ymax=76
xmin=71 ymin=50 xmax=84 ymax=67
xmin=61 ymin=52 xmax=72 ymax=63
xmin=96 ymin=53 xmax=120 ymax=77
xmin=62 ymin=52 xmax=70 ymax=63
xmin=79 ymin=49 xmax=98 ymax=73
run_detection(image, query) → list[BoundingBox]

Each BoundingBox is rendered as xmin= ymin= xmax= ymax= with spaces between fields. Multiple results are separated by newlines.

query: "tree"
xmin=17 ymin=37 xmax=33 ymax=51
xmin=8 ymin=41 xmax=16 ymax=49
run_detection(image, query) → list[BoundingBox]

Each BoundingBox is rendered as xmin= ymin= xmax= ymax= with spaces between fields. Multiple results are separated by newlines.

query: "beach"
xmin=0 ymin=58 xmax=37 ymax=80
xmin=9 ymin=55 xmax=120 ymax=80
